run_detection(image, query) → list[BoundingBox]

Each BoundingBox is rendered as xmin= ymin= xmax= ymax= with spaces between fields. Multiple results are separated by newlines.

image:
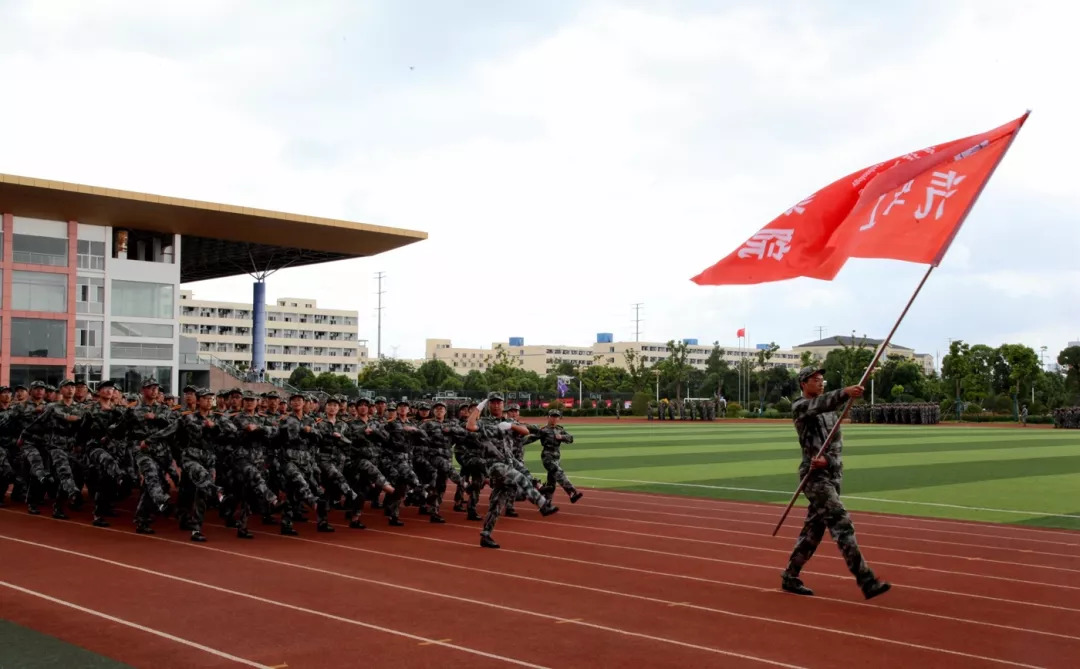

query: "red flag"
xmin=692 ymin=112 xmax=1029 ymax=286
xmin=736 ymin=328 xmax=745 ymax=338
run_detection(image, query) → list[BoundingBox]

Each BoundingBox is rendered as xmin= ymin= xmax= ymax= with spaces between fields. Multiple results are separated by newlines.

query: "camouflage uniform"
xmin=20 ymin=389 xmax=87 ymax=518
xmin=146 ymin=394 xmax=228 ymax=541
xmin=537 ymin=412 xmax=583 ymax=503
xmin=115 ymin=395 xmax=177 ymax=533
xmin=379 ymin=407 xmax=421 ymax=526
xmin=9 ymin=390 xmax=52 ymax=513
xmin=419 ymin=405 xmax=465 ymax=522
xmin=76 ymin=385 xmax=128 ymax=526
xmin=229 ymin=405 xmax=282 ymax=537
xmin=312 ymin=411 xmax=359 ymax=531
xmin=782 ymin=368 xmax=889 ymax=600
xmin=275 ymin=405 xmax=322 ymax=534
xmin=471 ymin=400 xmax=557 ymax=549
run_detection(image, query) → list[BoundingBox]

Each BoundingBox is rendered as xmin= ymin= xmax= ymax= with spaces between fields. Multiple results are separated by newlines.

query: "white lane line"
xmin=0 ymin=580 xmax=271 ymax=668
xmin=0 ymin=533 xmax=549 ymax=669
xmin=574 ymin=477 xmax=1080 ymax=520
xmin=358 ymin=526 xmax=1080 ymax=642
xmin=0 ymin=528 xmax=800 ymax=669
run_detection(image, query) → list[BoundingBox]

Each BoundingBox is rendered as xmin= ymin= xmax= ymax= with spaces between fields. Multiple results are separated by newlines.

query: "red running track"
xmin=1 ymin=485 xmax=1077 ymax=668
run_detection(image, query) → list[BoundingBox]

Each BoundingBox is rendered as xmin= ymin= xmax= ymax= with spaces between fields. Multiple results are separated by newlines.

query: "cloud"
xmin=0 ymin=0 xmax=1076 ymax=365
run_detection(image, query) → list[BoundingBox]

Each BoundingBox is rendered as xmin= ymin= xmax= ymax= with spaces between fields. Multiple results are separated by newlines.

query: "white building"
xmin=0 ymin=172 xmax=424 ymax=392
xmin=179 ymin=291 xmax=369 ymax=381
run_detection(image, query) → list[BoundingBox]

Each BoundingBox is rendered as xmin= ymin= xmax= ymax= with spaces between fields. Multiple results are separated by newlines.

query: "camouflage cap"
xmin=356 ymin=396 xmax=372 ymax=405
xmin=229 ymin=387 xmax=243 ymax=396
xmin=487 ymin=392 xmax=504 ymax=402
xmin=432 ymin=400 xmax=446 ymax=408
xmin=0 ymin=386 xmax=9 ymax=393
xmin=265 ymin=390 xmax=280 ymax=399
xmin=374 ymin=396 xmax=387 ymax=404
xmin=548 ymin=409 xmax=562 ymax=417
xmin=416 ymin=401 xmax=430 ymax=411
xmin=797 ymin=366 xmax=826 ymax=384
xmin=241 ymin=390 xmax=258 ymax=400
xmin=506 ymin=403 xmax=521 ymax=411
xmin=396 ymin=398 xmax=411 ymax=407
xmin=325 ymin=395 xmax=341 ymax=404
xmin=30 ymin=380 xmax=47 ymax=389
xmin=142 ymin=378 xmax=160 ymax=389
xmin=45 ymin=385 xmax=57 ymax=393
xmin=58 ymin=379 xmax=76 ymax=388
xmin=12 ymin=384 xmax=28 ymax=391
xmin=196 ymin=387 xmax=215 ymax=398
xmin=289 ymin=390 xmax=306 ymax=400
xmin=183 ymin=385 xmax=198 ymax=393
xmin=97 ymin=380 xmax=116 ymax=392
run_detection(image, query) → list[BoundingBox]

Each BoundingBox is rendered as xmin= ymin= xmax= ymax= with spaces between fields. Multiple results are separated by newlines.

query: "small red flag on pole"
xmin=693 ymin=111 xmax=1031 ymax=535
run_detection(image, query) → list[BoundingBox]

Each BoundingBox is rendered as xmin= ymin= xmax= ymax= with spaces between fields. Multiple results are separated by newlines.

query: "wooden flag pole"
xmin=770 ymin=264 xmax=935 ymax=536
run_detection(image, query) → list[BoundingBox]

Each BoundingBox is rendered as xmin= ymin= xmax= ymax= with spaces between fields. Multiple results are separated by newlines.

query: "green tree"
xmin=416 ymin=359 xmax=459 ymax=390
xmin=289 ymin=366 xmax=315 ymax=387
xmin=754 ymin=342 xmax=779 ymax=410
xmin=656 ymin=340 xmax=692 ymax=401
xmin=799 ymin=350 xmax=819 ymax=367
xmin=1058 ymin=345 xmax=1080 ymax=397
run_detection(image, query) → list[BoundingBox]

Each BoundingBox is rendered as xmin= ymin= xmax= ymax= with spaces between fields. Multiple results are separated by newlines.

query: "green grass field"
xmin=522 ymin=423 xmax=1080 ymax=531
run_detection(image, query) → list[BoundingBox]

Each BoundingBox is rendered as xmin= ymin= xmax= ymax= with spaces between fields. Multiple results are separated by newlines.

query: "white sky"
xmin=1 ymin=0 xmax=1076 ymax=365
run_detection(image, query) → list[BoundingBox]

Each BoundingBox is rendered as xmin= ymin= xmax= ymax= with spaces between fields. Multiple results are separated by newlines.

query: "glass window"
xmin=76 ymin=320 xmax=104 ymax=359
xmin=77 ymin=240 xmax=106 ymax=270
xmin=76 ymin=276 xmax=105 ymax=314
xmin=111 ymin=280 xmax=174 ymax=319
xmin=13 ymin=271 xmax=67 ymax=312
xmin=109 ymin=365 xmax=172 ymax=394
xmin=11 ymin=318 xmax=66 ymax=358
xmin=72 ymin=364 xmax=103 ymax=386
xmin=13 ymin=235 xmax=68 ymax=266
xmin=110 ymin=321 xmax=174 ymax=338
xmin=110 ymin=342 xmax=173 ymax=360
xmin=9 ymin=365 xmax=66 ymax=388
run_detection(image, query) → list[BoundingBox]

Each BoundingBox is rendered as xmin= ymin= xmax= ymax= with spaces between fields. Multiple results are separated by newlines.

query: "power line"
xmin=632 ymin=303 xmax=644 ymax=342
xmin=814 ymin=325 xmax=827 ymax=340
xmin=374 ymin=271 xmax=386 ymax=359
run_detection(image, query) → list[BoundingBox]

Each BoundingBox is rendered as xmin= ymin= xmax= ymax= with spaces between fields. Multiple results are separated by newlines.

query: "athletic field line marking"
xmin=574 ymin=492 xmax=1080 ymax=546
xmin=0 ymin=533 xmax=548 ymax=669
xmin=241 ymin=529 xmax=1057 ymax=665
xmin=506 ymin=512 xmax=1080 ymax=577
xmin=575 ymin=487 xmax=1080 ymax=541
xmin=434 ymin=519 xmax=1080 ymax=613
xmin=0 ymin=523 xmax=800 ymax=669
xmin=358 ymin=525 xmax=1080 ymax=642
xmin=575 ymin=476 xmax=1080 ymax=520
xmin=561 ymin=499 xmax=1080 ymax=557
xmin=555 ymin=505 xmax=1080 ymax=562
xmin=0 ymin=580 xmax=271 ymax=668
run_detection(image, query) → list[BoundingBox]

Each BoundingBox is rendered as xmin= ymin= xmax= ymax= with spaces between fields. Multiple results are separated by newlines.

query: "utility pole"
xmin=814 ymin=325 xmax=827 ymax=340
xmin=632 ymin=303 xmax=644 ymax=342
xmin=374 ymin=271 xmax=386 ymax=359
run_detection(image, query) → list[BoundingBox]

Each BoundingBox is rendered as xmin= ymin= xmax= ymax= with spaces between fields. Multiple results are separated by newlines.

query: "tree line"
xmin=284 ymin=340 xmax=1080 ymax=417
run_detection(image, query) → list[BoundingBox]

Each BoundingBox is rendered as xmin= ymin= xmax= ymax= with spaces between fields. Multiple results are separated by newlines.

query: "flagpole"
xmin=770 ymin=264 xmax=935 ymax=536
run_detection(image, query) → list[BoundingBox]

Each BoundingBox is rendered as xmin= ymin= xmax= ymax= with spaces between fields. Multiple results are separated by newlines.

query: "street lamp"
xmin=653 ymin=369 xmax=661 ymax=402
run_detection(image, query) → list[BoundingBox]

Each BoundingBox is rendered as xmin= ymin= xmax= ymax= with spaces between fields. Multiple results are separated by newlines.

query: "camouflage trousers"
xmin=279 ymin=460 xmax=318 ymax=529
xmin=0 ymin=448 xmax=14 ymax=502
xmin=379 ymin=454 xmax=420 ymax=521
xmin=180 ymin=460 xmax=218 ymax=533
xmin=482 ymin=462 xmax=547 ymax=536
xmin=83 ymin=447 xmax=124 ymax=519
xmin=783 ymin=476 xmax=876 ymax=587
xmin=344 ymin=457 xmax=386 ymax=521
xmin=133 ymin=451 xmax=172 ymax=526
xmin=316 ymin=458 xmax=356 ymax=524
xmin=454 ymin=456 xmax=487 ymax=512
xmin=46 ymin=447 xmax=81 ymax=504
xmin=540 ymin=454 xmax=577 ymax=498
xmin=426 ymin=453 xmax=461 ymax=513
xmin=228 ymin=461 xmax=277 ymax=531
